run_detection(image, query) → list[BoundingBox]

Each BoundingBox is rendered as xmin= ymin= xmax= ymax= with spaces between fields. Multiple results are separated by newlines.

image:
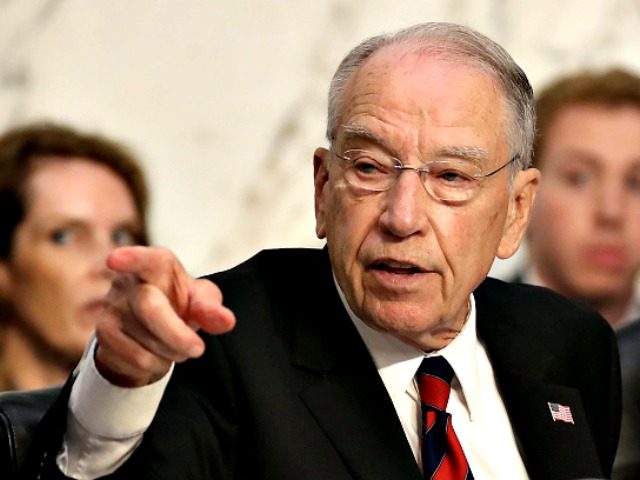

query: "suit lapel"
xmin=475 ymin=279 xmax=605 ymax=479
xmin=298 ymin=366 xmax=422 ymax=480
xmin=290 ymin=251 xmax=421 ymax=480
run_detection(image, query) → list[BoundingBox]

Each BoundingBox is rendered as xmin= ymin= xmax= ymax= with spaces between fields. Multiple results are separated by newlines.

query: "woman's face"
xmin=0 ymin=157 xmax=143 ymax=363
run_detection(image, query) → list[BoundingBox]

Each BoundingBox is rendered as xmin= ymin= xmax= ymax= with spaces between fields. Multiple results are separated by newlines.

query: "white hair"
xmin=326 ymin=22 xmax=535 ymax=172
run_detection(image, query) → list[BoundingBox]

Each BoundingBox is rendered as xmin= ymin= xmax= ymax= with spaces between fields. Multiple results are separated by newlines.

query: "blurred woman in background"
xmin=0 ymin=122 xmax=150 ymax=391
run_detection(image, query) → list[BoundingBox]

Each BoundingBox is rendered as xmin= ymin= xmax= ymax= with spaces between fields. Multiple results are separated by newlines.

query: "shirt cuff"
xmin=69 ymin=339 xmax=174 ymax=439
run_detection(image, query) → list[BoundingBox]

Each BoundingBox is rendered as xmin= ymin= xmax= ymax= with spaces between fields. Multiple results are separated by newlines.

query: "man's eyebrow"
xmin=339 ymin=124 xmax=395 ymax=152
xmin=434 ymin=145 xmax=491 ymax=163
xmin=339 ymin=124 xmax=491 ymax=163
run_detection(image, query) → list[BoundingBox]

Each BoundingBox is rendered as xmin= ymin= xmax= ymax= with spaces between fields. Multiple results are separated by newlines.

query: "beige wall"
xmin=1 ymin=0 xmax=639 ymax=277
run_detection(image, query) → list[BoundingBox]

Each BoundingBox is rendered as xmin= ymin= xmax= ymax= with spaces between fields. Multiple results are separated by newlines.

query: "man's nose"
xmin=378 ymin=170 xmax=431 ymax=238
xmin=595 ymin=179 xmax=625 ymax=227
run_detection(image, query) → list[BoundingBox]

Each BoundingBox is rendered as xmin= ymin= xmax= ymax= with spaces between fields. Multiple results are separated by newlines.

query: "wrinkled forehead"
xmin=346 ymin=41 xmax=507 ymax=101
xmin=337 ymin=44 xmax=510 ymax=158
xmin=344 ymin=43 xmax=507 ymax=109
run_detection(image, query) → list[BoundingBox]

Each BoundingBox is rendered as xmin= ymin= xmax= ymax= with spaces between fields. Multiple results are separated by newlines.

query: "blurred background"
xmin=1 ymin=0 xmax=639 ymax=277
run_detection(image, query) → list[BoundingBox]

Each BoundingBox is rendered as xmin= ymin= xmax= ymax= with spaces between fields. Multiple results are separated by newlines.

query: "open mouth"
xmin=370 ymin=260 xmax=425 ymax=275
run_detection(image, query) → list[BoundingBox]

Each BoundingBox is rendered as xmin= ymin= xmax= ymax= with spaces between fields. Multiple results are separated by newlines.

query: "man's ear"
xmin=313 ymin=147 xmax=330 ymax=239
xmin=497 ymin=167 xmax=540 ymax=259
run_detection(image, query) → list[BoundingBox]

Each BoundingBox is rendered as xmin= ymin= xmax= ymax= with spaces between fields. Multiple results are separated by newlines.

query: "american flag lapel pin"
xmin=547 ymin=402 xmax=575 ymax=424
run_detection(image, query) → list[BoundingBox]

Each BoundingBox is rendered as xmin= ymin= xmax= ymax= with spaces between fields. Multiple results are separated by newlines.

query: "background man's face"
xmin=528 ymin=103 xmax=640 ymax=305
xmin=314 ymin=45 xmax=537 ymax=350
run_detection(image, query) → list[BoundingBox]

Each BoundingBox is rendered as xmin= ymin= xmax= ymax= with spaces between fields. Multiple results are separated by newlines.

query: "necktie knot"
xmin=417 ymin=356 xmax=454 ymax=412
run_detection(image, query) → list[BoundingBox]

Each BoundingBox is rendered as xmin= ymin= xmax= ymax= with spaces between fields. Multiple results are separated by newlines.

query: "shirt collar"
xmin=436 ymin=295 xmax=481 ymax=420
xmin=335 ymin=282 xmax=481 ymax=420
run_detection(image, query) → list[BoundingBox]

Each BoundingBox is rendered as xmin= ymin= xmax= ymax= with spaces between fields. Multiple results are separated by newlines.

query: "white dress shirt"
xmin=57 ymin=336 xmax=172 ymax=479
xmin=58 ymin=293 xmax=529 ymax=479
xmin=342 ymin=291 xmax=529 ymax=479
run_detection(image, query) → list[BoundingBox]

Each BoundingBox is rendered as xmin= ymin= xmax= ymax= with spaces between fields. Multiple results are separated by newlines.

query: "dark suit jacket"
xmin=23 ymin=248 xmax=620 ymax=480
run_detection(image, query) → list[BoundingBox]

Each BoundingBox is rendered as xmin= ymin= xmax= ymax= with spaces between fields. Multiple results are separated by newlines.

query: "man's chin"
xmin=361 ymin=303 xmax=438 ymax=335
xmin=359 ymin=299 xmax=467 ymax=349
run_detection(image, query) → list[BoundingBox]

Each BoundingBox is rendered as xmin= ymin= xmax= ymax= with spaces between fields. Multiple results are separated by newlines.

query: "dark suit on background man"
xmin=28 ymin=249 xmax=619 ymax=480
xmin=614 ymin=321 xmax=640 ymax=479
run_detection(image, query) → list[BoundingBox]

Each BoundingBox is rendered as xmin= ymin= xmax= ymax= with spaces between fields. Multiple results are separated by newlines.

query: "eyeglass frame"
xmin=330 ymin=147 xmax=520 ymax=204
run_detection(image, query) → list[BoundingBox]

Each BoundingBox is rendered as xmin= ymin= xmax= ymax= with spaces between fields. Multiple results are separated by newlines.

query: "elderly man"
xmin=25 ymin=23 xmax=619 ymax=480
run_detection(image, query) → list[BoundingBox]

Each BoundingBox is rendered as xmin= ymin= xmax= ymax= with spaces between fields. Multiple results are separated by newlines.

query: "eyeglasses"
xmin=332 ymin=148 xmax=518 ymax=204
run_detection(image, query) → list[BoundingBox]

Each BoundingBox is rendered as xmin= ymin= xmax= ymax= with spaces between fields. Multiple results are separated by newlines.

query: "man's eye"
xmin=431 ymin=167 xmax=474 ymax=185
xmin=50 ymin=229 xmax=71 ymax=245
xmin=437 ymin=170 xmax=469 ymax=183
xmin=562 ymin=170 xmax=592 ymax=187
xmin=626 ymin=173 xmax=640 ymax=193
xmin=353 ymin=158 xmax=383 ymax=174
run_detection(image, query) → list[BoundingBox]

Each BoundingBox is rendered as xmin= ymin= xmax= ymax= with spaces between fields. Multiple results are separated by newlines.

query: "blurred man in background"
xmin=523 ymin=68 xmax=640 ymax=328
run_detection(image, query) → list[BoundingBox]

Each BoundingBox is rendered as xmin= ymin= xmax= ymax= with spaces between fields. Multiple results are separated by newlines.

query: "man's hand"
xmin=94 ymin=246 xmax=236 ymax=387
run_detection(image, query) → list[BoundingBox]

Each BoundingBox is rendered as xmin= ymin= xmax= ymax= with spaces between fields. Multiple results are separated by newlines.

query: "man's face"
xmin=528 ymin=103 xmax=640 ymax=307
xmin=314 ymin=45 xmax=538 ymax=350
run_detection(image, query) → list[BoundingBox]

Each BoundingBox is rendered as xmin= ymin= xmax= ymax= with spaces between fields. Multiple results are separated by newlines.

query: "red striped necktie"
xmin=416 ymin=356 xmax=473 ymax=480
